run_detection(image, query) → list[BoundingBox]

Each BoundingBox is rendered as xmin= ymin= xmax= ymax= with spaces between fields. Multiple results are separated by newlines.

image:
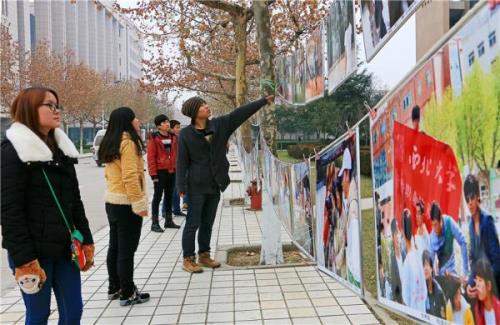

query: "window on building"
xmin=477 ymin=42 xmax=485 ymax=57
xmin=2 ymin=0 xmax=7 ymax=16
xmin=417 ymin=80 xmax=422 ymax=97
xmin=489 ymin=31 xmax=497 ymax=47
xmin=403 ymin=93 xmax=412 ymax=110
xmin=425 ymin=70 xmax=432 ymax=87
xmin=468 ymin=51 xmax=475 ymax=66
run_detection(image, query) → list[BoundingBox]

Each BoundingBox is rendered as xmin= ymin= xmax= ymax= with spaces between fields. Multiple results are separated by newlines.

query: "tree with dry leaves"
xmin=119 ymin=0 xmax=328 ymax=151
xmin=0 ymin=23 xmax=29 ymax=113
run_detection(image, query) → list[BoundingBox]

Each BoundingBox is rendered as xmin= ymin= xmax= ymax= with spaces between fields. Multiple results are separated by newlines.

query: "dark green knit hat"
xmin=182 ymin=96 xmax=206 ymax=122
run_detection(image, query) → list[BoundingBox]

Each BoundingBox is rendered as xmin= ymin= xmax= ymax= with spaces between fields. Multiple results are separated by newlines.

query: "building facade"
xmin=415 ymin=0 xmax=479 ymax=61
xmin=1 ymin=0 xmax=142 ymax=81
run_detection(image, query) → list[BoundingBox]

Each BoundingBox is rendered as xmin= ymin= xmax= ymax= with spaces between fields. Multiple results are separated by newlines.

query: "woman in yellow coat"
xmin=98 ymin=107 xmax=150 ymax=307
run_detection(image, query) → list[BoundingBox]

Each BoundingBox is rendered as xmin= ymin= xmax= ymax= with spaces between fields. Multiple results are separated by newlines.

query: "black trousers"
xmin=182 ymin=193 xmax=220 ymax=257
xmin=106 ymin=203 xmax=143 ymax=297
xmin=151 ymin=170 xmax=175 ymax=223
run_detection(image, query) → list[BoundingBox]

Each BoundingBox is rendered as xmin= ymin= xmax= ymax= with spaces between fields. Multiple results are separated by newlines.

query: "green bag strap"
xmin=41 ymin=168 xmax=74 ymax=236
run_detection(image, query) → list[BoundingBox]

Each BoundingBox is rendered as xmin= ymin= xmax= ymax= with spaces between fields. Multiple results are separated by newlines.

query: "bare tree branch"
xmin=184 ymin=51 xmax=236 ymax=81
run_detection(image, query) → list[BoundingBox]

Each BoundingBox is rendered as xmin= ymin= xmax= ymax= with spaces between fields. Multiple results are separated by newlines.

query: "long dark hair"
xmin=98 ymin=107 xmax=144 ymax=163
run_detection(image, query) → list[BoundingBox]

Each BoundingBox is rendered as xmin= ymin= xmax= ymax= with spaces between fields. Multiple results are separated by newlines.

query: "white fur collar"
xmin=6 ymin=122 xmax=80 ymax=162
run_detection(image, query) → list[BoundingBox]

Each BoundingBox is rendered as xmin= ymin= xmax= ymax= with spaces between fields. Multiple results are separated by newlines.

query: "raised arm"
xmin=450 ymin=217 xmax=469 ymax=275
xmin=223 ymin=97 xmax=269 ymax=135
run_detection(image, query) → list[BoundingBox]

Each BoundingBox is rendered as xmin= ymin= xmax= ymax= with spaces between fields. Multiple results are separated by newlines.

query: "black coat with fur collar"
xmin=1 ymin=122 xmax=93 ymax=268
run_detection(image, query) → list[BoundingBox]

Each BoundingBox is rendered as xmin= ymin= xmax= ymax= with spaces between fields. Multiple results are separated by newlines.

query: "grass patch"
xmin=360 ymin=174 xmax=373 ymax=199
xmin=277 ymin=150 xmax=300 ymax=163
xmin=362 ymin=209 xmax=377 ymax=297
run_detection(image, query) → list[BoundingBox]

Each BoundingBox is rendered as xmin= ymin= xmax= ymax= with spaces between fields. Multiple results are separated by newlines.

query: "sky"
xmin=365 ymin=16 xmax=416 ymax=90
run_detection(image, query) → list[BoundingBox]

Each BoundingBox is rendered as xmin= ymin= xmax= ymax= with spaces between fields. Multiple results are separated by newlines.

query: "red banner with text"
xmin=393 ymin=122 xmax=462 ymax=233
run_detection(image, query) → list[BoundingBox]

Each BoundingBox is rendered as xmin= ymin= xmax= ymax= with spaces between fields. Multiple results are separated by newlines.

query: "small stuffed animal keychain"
xmin=17 ymin=274 xmax=42 ymax=294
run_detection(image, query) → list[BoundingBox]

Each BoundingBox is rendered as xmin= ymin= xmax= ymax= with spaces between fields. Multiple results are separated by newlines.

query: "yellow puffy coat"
xmin=104 ymin=133 xmax=148 ymax=215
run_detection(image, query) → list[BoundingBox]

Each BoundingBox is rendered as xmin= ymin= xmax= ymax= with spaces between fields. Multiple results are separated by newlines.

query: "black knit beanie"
xmin=182 ymin=96 xmax=206 ymax=122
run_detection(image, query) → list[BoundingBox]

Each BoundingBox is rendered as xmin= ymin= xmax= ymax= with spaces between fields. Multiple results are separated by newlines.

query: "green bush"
xmin=359 ymin=146 xmax=372 ymax=176
xmin=287 ymin=143 xmax=325 ymax=159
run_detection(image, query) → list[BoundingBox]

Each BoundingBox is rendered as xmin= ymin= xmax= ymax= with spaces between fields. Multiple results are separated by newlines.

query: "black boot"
xmin=151 ymin=222 xmax=164 ymax=233
xmin=164 ymin=214 xmax=180 ymax=229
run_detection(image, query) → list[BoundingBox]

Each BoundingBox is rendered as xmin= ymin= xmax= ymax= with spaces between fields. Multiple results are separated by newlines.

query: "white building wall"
xmin=458 ymin=6 xmax=499 ymax=76
xmin=105 ymin=12 xmax=113 ymax=74
xmin=2 ymin=0 xmax=19 ymax=42
xmin=65 ymin=1 xmax=78 ymax=62
xmin=96 ymin=6 xmax=106 ymax=73
xmin=34 ymin=0 xmax=50 ymax=47
xmin=87 ymin=1 xmax=97 ymax=71
xmin=16 ymin=1 xmax=31 ymax=53
xmin=77 ymin=1 xmax=89 ymax=66
xmin=50 ymin=0 xmax=65 ymax=54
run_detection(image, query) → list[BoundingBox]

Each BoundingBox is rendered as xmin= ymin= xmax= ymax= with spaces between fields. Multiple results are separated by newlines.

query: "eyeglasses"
xmin=41 ymin=103 xmax=63 ymax=112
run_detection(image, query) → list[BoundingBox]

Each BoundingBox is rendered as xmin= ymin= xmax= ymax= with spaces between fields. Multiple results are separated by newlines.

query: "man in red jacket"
xmin=147 ymin=114 xmax=180 ymax=232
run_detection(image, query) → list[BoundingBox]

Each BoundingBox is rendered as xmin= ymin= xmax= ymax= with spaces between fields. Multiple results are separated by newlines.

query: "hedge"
xmin=287 ymin=143 xmax=326 ymax=160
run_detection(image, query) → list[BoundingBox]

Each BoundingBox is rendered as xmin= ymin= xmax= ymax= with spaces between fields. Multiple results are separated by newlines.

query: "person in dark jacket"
xmin=464 ymin=175 xmax=500 ymax=301
xmin=390 ymin=218 xmax=403 ymax=304
xmin=177 ymin=95 xmax=274 ymax=273
xmin=1 ymin=87 xmax=94 ymax=324
xmin=422 ymin=250 xmax=446 ymax=319
xmin=147 ymin=114 xmax=180 ymax=232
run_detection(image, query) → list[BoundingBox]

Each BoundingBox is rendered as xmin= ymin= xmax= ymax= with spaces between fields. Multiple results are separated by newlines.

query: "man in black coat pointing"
xmin=177 ymin=95 xmax=273 ymax=273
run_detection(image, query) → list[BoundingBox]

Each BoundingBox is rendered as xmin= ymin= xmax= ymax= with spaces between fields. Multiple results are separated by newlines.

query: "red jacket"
xmin=147 ymin=131 xmax=177 ymax=177
xmin=473 ymin=294 xmax=500 ymax=325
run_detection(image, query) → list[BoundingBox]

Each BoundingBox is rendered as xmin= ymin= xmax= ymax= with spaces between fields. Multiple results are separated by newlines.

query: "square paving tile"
xmin=348 ymin=314 xmax=379 ymax=324
xmin=288 ymin=307 xmax=317 ymax=318
xmin=122 ymin=315 xmax=152 ymax=324
xmin=209 ymin=303 xmax=234 ymax=312
xmin=342 ymin=304 xmax=372 ymax=315
xmin=235 ymin=309 xmax=262 ymax=321
xmin=263 ymin=318 xmax=292 ymax=325
xmin=178 ymin=312 xmax=206 ymax=324
xmin=95 ymin=316 xmax=124 ymax=324
xmin=181 ymin=303 xmax=208 ymax=313
xmin=315 ymin=305 xmax=344 ymax=316
xmin=207 ymin=311 xmax=234 ymax=323
xmin=261 ymin=308 xmax=289 ymax=319
xmin=320 ymin=315 xmax=351 ymax=324
xmin=151 ymin=314 xmax=179 ymax=324
xmin=235 ymin=302 xmax=260 ymax=311
xmin=291 ymin=317 xmax=322 ymax=325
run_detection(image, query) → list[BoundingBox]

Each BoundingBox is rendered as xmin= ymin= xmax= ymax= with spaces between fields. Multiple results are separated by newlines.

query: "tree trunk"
xmin=79 ymin=119 xmax=84 ymax=154
xmin=233 ymin=11 xmax=252 ymax=153
xmin=254 ymin=0 xmax=277 ymax=154
xmin=254 ymin=1 xmax=283 ymax=266
xmin=92 ymin=117 xmax=97 ymax=139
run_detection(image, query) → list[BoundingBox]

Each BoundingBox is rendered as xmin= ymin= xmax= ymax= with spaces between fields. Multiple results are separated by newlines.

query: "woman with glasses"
xmin=1 ymin=87 xmax=94 ymax=324
xmin=98 ymin=107 xmax=150 ymax=306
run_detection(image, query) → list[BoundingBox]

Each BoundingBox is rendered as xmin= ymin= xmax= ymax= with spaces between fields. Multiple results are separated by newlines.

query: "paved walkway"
xmin=0 ymin=150 xmax=379 ymax=325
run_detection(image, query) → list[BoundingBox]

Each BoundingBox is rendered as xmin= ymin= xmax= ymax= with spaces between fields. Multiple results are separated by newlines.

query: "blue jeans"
xmin=172 ymin=188 xmax=181 ymax=214
xmin=182 ymin=193 xmax=220 ymax=257
xmin=8 ymin=256 xmax=82 ymax=325
xmin=163 ymin=190 xmax=188 ymax=215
